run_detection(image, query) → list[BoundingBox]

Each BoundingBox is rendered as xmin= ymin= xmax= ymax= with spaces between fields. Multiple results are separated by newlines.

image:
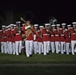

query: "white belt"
xmin=72 ymin=33 xmax=76 ymax=35
xmin=73 ymin=33 xmax=75 ymax=34
xmin=60 ymin=28 xmax=62 ymax=30
xmin=43 ymin=34 xmax=50 ymax=35
xmin=55 ymin=34 xmax=59 ymax=36
xmin=51 ymin=35 xmax=54 ymax=36
xmin=16 ymin=33 xmax=20 ymax=35
xmin=61 ymin=34 xmax=64 ymax=36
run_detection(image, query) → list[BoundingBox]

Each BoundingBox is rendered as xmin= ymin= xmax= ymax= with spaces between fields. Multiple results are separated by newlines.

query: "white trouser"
xmin=51 ymin=42 xmax=55 ymax=53
xmin=25 ymin=40 xmax=33 ymax=57
xmin=41 ymin=43 xmax=44 ymax=53
xmin=9 ymin=42 xmax=13 ymax=54
xmin=1 ymin=42 xmax=4 ymax=53
xmin=66 ymin=43 xmax=70 ymax=55
xmin=34 ymin=41 xmax=38 ymax=54
xmin=55 ymin=42 xmax=60 ymax=53
xmin=19 ymin=41 xmax=22 ymax=53
xmin=60 ymin=42 xmax=65 ymax=54
xmin=43 ymin=41 xmax=49 ymax=55
xmin=12 ymin=42 xmax=16 ymax=55
xmin=15 ymin=41 xmax=22 ymax=55
xmin=48 ymin=41 xmax=51 ymax=51
xmin=71 ymin=40 xmax=76 ymax=55
xmin=7 ymin=41 xmax=10 ymax=54
xmin=38 ymin=42 xmax=43 ymax=54
xmin=75 ymin=44 xmax=76 ymax=53
xmin=6 ymin=41 xmax=8 ymax=54
xmin=4 ymin=42 xmax=7 ymax=54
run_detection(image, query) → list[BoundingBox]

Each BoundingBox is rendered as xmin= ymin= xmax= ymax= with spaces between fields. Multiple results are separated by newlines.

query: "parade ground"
xmin=0 ymin=53 xmax=76 ymax=75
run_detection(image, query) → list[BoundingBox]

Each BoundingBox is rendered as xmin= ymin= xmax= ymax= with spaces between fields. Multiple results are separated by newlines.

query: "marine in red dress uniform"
xmin=70 ymin=22 xmax=76 ymax=55
xmin=37 ymin=26 xmax=44 ymax=54
xmin=1 ymin=25 xmax=6 ymax=53
xmin=7 ymin=25 xmax=13 ymax=54
xmin=33 ymin=24 xmax=39 ymax=54
xmin=14 ymin=21 xmax=22 ymax=55
xmin=54 ymin=24 xmax=60 ymax=53
xmin=0 ymin=29 xmax=3 ymax=53
xmin=42 ymin=23 xmax=50 ymax=55
xmin=11 ymin=24 xmax=16 ymax=55
xmin=38 ymin=26 xmax=44 ymax=54
xmin=21 ymin=23 xmax=26 ymax=50
xmin=25 ymin=21 xmax=33 ymax=57
xmin=50 ymin=24 xmax=55 ymax=53
xmin=59 ymin=23 xmax=66 ymax=54
xmin=64 ymin=25 xmax=71 ymax=55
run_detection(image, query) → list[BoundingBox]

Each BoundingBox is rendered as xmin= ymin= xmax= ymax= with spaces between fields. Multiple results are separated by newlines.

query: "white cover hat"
xmin=62 ymin=23 xmax=66 ymax=26
xmin=16 ymin=21 xmax=21 ymax=24
xmin=45 ymin=23 xmax=50 ymax=26
xmin=6 ymin=26 xmax=8 ymax=28
xmin=14 ymin=24 xmax=16 ymax=27
xmin=56 ymin=24 xmax=60 ymax=26
xmin=22 ymin=23 xmax=25 ymax=26
xmin=39 ymin=26 xmax=44 ymax=28
xmin=52 ymin=24 xmax=55 ymax=27
xmin=2 ymin=25 xmax=6 ymax=28
xmin=67 ymin=24 xmax=71 ymax=27
xmin=10 ymin=24 xmax=14 ymax=26
xmin=72 ymin=22 xmax=76 ymax=24
xmin=34 ymin=24 xmax=38 ymax=26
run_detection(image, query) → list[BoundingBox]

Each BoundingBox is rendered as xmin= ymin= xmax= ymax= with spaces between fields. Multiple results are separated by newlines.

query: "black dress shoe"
xmin=19 ymin=53 xmax=22 ymax=55
xmin=30 ymin=55 xmax=32 ymax=57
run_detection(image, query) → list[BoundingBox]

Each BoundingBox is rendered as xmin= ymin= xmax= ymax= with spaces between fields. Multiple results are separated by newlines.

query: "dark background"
xmin=0 ymin=0 xmax=76 ymax=27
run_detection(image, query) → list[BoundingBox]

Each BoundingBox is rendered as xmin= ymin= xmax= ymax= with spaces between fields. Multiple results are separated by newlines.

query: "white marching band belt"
xmin=51 ymin=35 xmax=54 ymax=36
xmin=60 ymin=28 xmax=62 ymax=30
xmin=72 ymin=33 xmax=76 ymax=35
xmin=54 ymin=29 xmax=56 ymax=30
xmin=16 ymin=33 xmax=20 ymax=35
xmin=61 ymin=34 xmax=64 ymax=36
xmin=55 ymin=34 xmax=59 ymax=36
xmin=65 ymin=29 xmax=67 ymax=31
xmin=43 ymin=34 xmax=50 ymax=35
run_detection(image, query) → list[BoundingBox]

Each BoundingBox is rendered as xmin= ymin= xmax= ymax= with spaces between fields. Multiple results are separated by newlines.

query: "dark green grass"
xmin=0 ymin=52 xmax=76 ymax=64
xmin=0 ymin=66 xmax=76 ymax=75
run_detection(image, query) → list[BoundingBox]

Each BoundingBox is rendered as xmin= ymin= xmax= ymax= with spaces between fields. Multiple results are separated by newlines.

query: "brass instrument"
xmin=49 ymin=17 xmax=57 ymax=30
xmin=20 ymin=17 xmax=41 ymax=38
xmin=20 ymin=17 xmax=26 ymax=23
xmin=74 ymin=28 xmax=76 ymax=33
xmin=49 ymin=17 xmax=57 ymax=25
xmin=16 ymin=21 xmax=22 ymax=34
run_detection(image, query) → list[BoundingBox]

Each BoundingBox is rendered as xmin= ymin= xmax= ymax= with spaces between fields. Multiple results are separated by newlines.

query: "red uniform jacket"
xmin=50 ymin=30 xmax=55 ymax=42
xmin=42 ymin=28 xmax=50 ymax=41
xmin=70 ymin=27 xmax=76 ymax=40
xmin=54 ymin=29 xmax=59 ymax=41
xmin=11 ymin=29 xmax=15 ymax=42
xmin=14 ymin=28 xmax=22 ymax=41
xmin=37 ymin=30 xmax=43 ymax=42
xmin=21 ymin=27 xmax=26 ymax=34
xmin=64 ymin=29 xmax=70 ymax=43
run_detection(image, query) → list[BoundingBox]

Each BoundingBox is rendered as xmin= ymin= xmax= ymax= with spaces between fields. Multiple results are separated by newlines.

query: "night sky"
xmin=0 ymin=0 xmax=76 ymax=25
